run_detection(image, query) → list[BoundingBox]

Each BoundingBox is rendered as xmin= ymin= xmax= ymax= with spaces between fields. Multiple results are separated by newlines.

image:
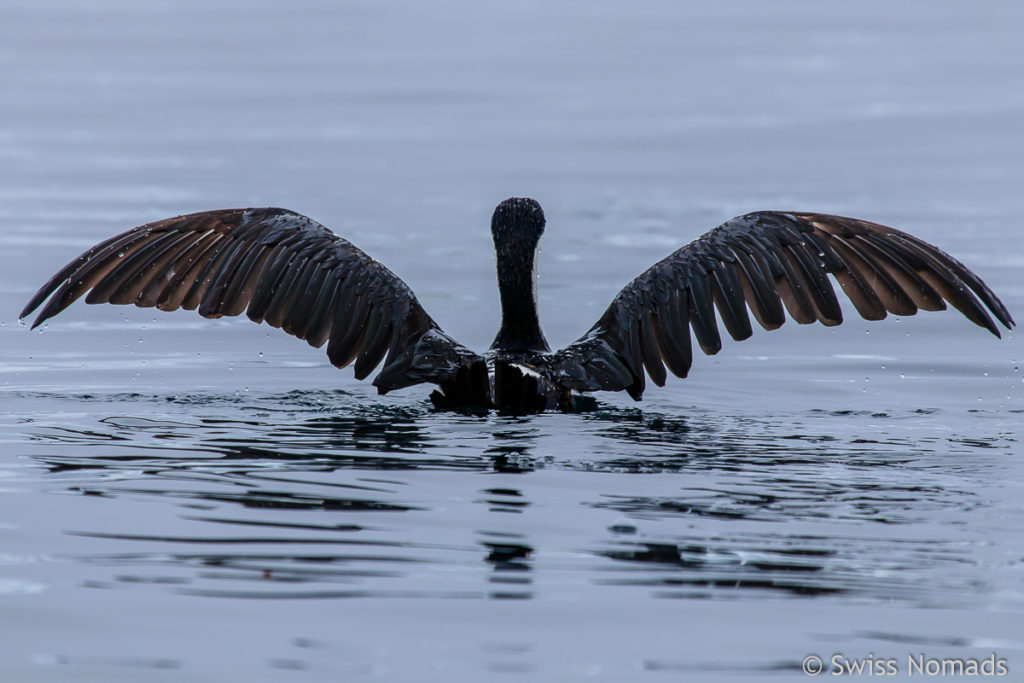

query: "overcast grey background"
xmin=1 ymin=1 xmax=1022 ymax=681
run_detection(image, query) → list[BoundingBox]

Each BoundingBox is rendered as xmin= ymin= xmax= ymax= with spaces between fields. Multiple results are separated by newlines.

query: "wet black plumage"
xmin=20 ymin=198 xmax=1014 ymax=412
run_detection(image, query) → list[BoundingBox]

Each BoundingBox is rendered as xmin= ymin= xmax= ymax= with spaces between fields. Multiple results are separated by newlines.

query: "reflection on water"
xmin=8 ymin=388 xmax=1016 ymax=611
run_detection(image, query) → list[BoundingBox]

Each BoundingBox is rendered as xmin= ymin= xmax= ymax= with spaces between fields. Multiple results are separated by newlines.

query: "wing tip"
xmin=21 ymin=292 xmax=59 ymax=330
xmin=19 ymin=287 xmax=55 ymax=325
xmin=996 ymin=309 xmax=1015 ymax=334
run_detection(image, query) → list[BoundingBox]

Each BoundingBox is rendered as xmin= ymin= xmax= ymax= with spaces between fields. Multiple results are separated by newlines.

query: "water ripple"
xmin=5 ymin=388 xmax=1016 ymax=612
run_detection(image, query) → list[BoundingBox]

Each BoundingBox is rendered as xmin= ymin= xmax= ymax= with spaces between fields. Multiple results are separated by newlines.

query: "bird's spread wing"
xmin=19 ymin=207 xmax=483 ymax=393
xmin=541 ymin=211 xmax=1015 ymax=400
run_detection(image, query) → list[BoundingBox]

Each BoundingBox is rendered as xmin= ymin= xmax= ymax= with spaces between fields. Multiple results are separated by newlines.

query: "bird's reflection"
xmin=17 ymin=389 xmax=1011 ymax=606
xmin=477 ymin=419 xmax=541 ymax=597
xmin=482 ymin=536 xmax=534 ymax=600
xmin=485 ymin=419 xmax=540 ymax=472
xmin=478 ymin=491 xmax=534 ymax=599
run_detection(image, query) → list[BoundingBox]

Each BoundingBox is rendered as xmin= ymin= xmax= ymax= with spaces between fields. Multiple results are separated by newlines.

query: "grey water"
xmin=1 ymin=1 xmax=1023 ymax=681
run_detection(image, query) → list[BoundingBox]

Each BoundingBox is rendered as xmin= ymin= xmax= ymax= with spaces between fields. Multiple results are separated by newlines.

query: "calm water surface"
xmin=1 ymin=1 xmax=1022 ymax=681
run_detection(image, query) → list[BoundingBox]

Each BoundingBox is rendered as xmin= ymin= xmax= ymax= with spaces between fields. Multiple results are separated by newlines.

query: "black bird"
xmin=20 ymin=198 xmax=1014 ymax=412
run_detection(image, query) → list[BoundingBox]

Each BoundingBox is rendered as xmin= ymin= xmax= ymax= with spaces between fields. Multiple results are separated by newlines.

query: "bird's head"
xmin=491 ymin=197 xmax=546 ymax=255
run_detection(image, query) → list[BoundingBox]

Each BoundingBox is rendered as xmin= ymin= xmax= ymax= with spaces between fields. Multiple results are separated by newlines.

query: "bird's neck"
xmin=490 ymin=246 xmax=549 ymax=353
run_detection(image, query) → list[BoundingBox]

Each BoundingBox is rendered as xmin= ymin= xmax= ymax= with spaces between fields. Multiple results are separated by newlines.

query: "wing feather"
xmin=245 ymin=242 xmax=294 ymax=322
xmin=687 ymin=268 xmax=721 ymax=354
xmin=302 ymin=270 xmax=342 ymax=348
xmin=159 ymin=233 xmax=229 ymax=311
xmin=847 ymin=234 xmax=934 ymax=313
xmin=20 ymin=207 xmax=482 ymax=393
xmin=709 ymin=257 xmax=753 ymax=341
xmin=639 ymin=310 xmax=667 ymax=388
xmin=541 ymin=211 xmax=1013 ymax=399
xmin=731 ymin=246 xmax=785 ymax=329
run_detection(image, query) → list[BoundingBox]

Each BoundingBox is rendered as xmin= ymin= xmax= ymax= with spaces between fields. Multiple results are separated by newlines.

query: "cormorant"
xmin=20 ymin=198 xmax=1014 ymax=412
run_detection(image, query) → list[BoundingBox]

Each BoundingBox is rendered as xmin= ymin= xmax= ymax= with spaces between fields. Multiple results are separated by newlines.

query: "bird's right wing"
xmin=20 ymin=207 xmax=483 ymax=394
xmin=541 ymin=211 xmax=1014 ymax=400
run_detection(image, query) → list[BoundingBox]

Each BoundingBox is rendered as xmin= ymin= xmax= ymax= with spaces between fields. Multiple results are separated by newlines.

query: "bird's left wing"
xmin=540 ymin=211 xmax=1014 ymax=400
xmin=19 ymin=207 xmax=483 ymax=394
